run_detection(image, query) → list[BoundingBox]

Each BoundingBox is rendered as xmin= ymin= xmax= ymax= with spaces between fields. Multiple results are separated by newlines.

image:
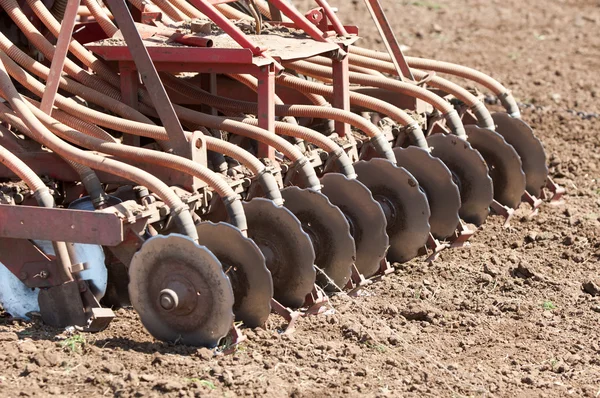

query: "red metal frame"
xmin=257 ymin=64 xmax=276 ymax=158
xmin=332 ymin=53 xmax=350 ymax=137
xmin=187 ymin=0 xmax=264 ymax=56
xmin=105 ymin=0 xmax=192 ymax=159
xmin=40 ymin=0 xmax=81 ymax=114
xmin=0 ymin=204 xmax=124 ymax=245
xmin=362 ymin=0 xmax=414 ymax=81
xmin=314 ymin=0 xmax=348 ymax=36
xmin=0 ymin=238 xmax=67 ymax=288
xmin=268 ymin=0 xmax=329 ymax=42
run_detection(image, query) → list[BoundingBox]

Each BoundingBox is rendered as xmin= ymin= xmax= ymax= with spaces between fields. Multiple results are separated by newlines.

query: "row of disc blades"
xmin=0 ymin=109 xmax=547 ymax=348
xmin=126 ymin=110 xmax=548 ymax=347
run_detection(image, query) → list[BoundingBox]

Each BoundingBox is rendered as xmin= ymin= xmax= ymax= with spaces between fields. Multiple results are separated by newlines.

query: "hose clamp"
xmin=498 ymin=91 xmax=521 ymax=118
xmin=221 ymin=195 xmax=238 ymax=207
xmin=32 ymin=187 xmax=53 ymax=208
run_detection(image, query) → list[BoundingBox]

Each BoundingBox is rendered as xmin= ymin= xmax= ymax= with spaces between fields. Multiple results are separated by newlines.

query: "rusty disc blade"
xmin=354 ymin=159 xmax=430 ymax=263
xmin=427 ymin=134 xmax=493 ymax=226
xmin=128 ymin=234 xmax=234 ymax=347
xmin=320 ymin=173 xmax=388 ymax=279
xmin=492 ymin=112 xmax=548 ymax=196
xmin=243 ymin=198 xmax=315 ymax=308
xmin=281 ymin=186 xmax=355 ymax=291
xmin=393 ymin=146 xmax=460 ymax=240
xmin=196 ymin=222 xmax=272 ymax=328
xmin=466 ymin=125 xmax=526 ymax=209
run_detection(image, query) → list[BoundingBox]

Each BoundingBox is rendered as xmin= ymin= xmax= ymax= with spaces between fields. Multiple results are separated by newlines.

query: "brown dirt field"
xmin=1 ymin=0 xmax=600 ymax=397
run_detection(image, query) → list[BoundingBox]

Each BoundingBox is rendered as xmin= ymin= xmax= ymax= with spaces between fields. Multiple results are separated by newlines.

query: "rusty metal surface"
xmin=87 ymin=32 xmax=343 ymax=64
xmin=40 ymin=0 xmax=81 ymax=114
xmin=320 ymin=173 xmax=388 ymax=279
xmin=0 ymin=205 xmax=124 ymax=246
xmin=492 ymin=113 xmax=548 ymax=197
xmin=0 ymin=238 xmax=65 ymax=288
xmin=243 ymin=198 xmax=315 ymax=308
xmin=128 ymin=234 xmax=235 ymax=347
xmin=332 ymin=54 xmax=350 ymax=137
xmin=354 ymin=158 xmax=431 ymax=264
xmin=281 ymin=186 xmax=355 ymax=291
xmin=465 ymin=125 xmax=526 ymax=210
xmin=195 ymin=222 xmax=272 ymax=328
xmin=393 ymin=146 xmax=461 ymax=240
xmin=427 ymin=134 xmax=494 ymax=226
xmin=257 ymin=64 xmax=276 ymax=158
xmin=38 ymin=281 xmax=88 ymax=327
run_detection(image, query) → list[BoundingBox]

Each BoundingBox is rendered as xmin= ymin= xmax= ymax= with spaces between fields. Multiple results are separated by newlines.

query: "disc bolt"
xmin=39 ymin=270 xmax=49 ymax=279
xmin=159 ymin=289 xmax=179 ymax=311
xmin=19 ymin=271 xmax=27 ymax=280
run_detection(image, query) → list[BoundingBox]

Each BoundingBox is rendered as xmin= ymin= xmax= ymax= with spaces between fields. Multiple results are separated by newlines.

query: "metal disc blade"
xmin=196 ymin=222 xmax=272 ymax=328
xmin=492 ymin=112 xmax=548 ymax=196
xmin=320 ymin=174 xmax=389 ymax=278
xmin=128 ymin=234 xmax=234 ymax=347
xmin=0 ymin=264 xmax=39 ymax=319
xmin=466 ymin=125 xmax=526 ymax=209
xmin=243 ymin=198 xmax=316 ymax=308
xmin=354 ymin=159 xmax=431 ymax=263
xmin=393 ymin=146 xmax=461 ymax=239
xmin=281 ymin=186 xmax=355 ymax=291
xmin=427 ymin=134 xmax=493 ymax=226
xmin=101 ymin=257 xmax=131 ymax=309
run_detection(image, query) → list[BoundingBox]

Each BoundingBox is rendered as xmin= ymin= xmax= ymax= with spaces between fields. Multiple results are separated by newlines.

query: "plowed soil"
xmin=1 ymin=0 xmax=599 ymax=397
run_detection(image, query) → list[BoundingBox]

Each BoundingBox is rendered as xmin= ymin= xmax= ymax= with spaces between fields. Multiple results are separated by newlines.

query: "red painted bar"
xmin=257 ymin=64 xmax=276 ymax=159
xmin=332 ymin=55 xmax=350 ymax=137
xmin=314 ymin=0 xmax=348 ymax=36
xmin=363 ymin=0 xmax=414 ymax=81
xmin=0 ymin=204 xmax=124 ymax=246
xmin=40 ymin=0 xmax=81 ymax=115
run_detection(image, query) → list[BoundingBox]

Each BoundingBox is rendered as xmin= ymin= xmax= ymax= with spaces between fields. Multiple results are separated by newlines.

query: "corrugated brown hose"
xmin=349 ymin=47 xmax=520 ymax=118
xmin=288 ymin=59 xmax=468 ymax=138
xmin=306 ymin=55 xmax=495 ymax=132
xmin=161 ymin=72 xmax=393 ymax=163
xmin=0 ymin=59 xmax=199 ymax=242
xmin=275 ymin=73 xmax=429 ymax=150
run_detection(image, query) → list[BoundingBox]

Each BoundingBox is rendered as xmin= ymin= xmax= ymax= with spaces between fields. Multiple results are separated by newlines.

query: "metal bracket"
xmin=0 ymin=238 xmax=68 ymax=288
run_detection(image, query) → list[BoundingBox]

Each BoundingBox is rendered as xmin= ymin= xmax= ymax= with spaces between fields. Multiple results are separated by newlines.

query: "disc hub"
xmin=156 ymin=278 xmax=197 ymax=315
xmin=374 ymin=195 xmax=397 ymax=227
xmin=159 ymin=289 xmax=179 ymax=311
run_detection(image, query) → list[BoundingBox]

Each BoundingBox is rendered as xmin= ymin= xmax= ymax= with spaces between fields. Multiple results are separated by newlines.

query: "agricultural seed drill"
xmin=0 ymin=0 xmax=563 ymax=346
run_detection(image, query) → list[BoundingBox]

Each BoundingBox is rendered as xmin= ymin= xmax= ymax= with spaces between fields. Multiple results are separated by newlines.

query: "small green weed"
xmin=60 ymin=334 xmax=86 ymax=353
xmin=185 ymin=378 xmax=216 ymax=389
xmin=414 ymin=288 xmax=422 ymax=300
xmin=542 ymin=301 xmax=556 ymax=311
